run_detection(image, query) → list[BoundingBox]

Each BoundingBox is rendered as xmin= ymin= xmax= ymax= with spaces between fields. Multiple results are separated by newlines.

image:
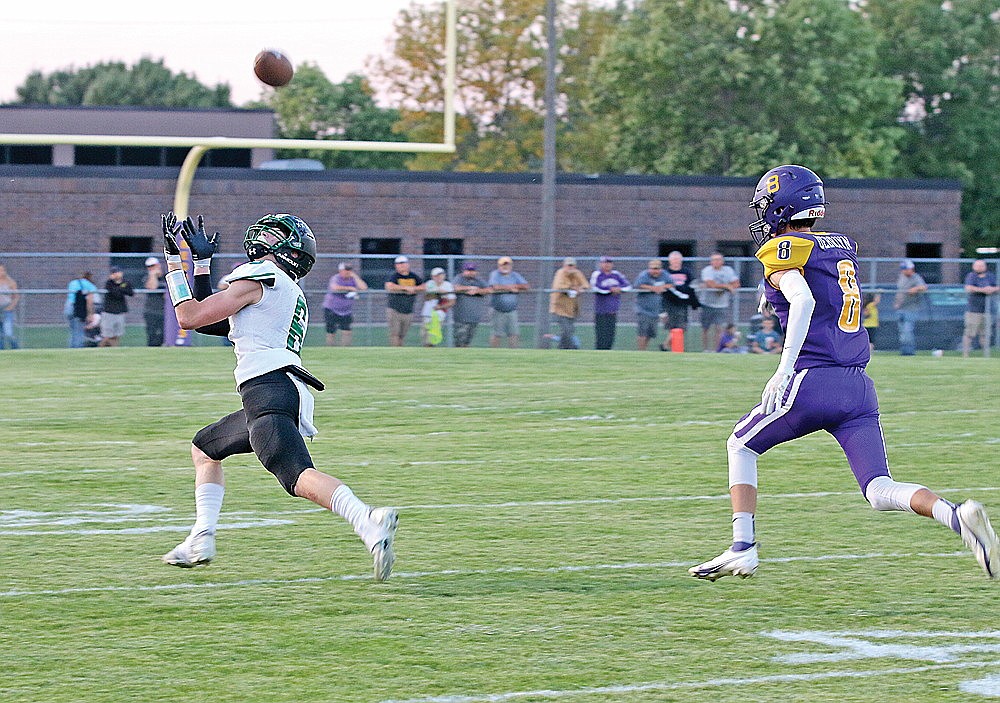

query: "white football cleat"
xmin=162 ymin=530 xmax=216 ymax=568
xmin=689 ymin=543 xmax=759 ymax=581
xmin=956 ymin=500 xmax=999 ymax=579
xmin=368 ymin=507 xmax=399 ymax=582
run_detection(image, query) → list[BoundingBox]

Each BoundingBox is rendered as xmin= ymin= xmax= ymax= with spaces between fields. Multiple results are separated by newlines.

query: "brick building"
xmin=0 ymin=105 xmax=964 ymax=328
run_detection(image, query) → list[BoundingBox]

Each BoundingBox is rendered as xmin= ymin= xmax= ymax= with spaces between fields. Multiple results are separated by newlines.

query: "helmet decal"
xmin=749 ymin=165 xmax=826 ymax=247
xmin=244 ymin=214 xmax=317 ymax=279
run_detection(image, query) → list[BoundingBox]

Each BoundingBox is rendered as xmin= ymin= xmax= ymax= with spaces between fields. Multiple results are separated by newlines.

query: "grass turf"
xmin=1 ymin=347 xmax=997 ymax=702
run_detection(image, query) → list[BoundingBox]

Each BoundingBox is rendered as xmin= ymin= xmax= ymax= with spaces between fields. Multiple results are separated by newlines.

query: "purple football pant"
xmin=730 ymin=366 xmax=890 ymax=494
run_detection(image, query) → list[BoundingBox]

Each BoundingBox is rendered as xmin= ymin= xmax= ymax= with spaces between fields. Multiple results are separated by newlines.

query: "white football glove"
xmin=757 ymin=290 xmax=773 ymax=316
xmin=760 ymin=370 xmax=793 ymax=415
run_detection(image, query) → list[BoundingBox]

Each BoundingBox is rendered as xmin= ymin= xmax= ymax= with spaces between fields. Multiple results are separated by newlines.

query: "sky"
xmin=4 ymin=0 xmax=436 ymax=105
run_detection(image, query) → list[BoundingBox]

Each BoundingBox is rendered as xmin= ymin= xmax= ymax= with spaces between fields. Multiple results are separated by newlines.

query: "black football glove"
xmin=180 ymin=215 xmax=219 ymax=269
xmin=162 ymin=212 xmax=183 ymax=263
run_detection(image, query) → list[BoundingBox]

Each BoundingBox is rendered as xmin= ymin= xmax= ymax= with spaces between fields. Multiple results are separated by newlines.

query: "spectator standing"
xmin=660 ymin=251 xmax=698 ymax=350
xmin=421 ymin=267 xmax=456 ymax=346
xmin=143 ymin=257 xmax=166 ymax=347
xmin=549 ymin=257 xmax=590 ymax=349
xmin=893 ymin=259 xmax=927 ymax=356
xmin=862 ymin=292 xmax=881 ymax=352
xmin=0 ymin=263 xmax=20 ymax=349
xmin=590 ymin=256 xmax=631 ymax=350
xmin=633 ymin=259 xmax=673 ymax=351
xmin=323 ymin=263 xmax=368 ymax=347
xmin=384 ymin=256 xmax=425 ymax=347
xmin=452 ymin=262 xmax=491 ymax=347
xmin=65 ymin=271 xmax=98 ymax=348
xmin=962 ymin=259 xmax=998 ymax=358
xmin=488 ymin=256 xmax=529 ymax=348
xmin=699 ymin=252 xmax=741 ymax=353
xmin=99 ymin=266 xmax=134 ymax=347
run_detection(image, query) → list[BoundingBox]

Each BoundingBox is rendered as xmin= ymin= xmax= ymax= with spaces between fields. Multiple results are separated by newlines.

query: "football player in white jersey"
xmin=159 ymin=212 xmax=398 ymax=581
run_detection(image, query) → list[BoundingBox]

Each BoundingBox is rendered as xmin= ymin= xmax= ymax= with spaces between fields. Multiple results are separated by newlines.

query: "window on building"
xmin=658 ymin=240 xmax=696 ymax=258
xmin=73 ymin=145 xmax=252 ymax=168
xmin=204 ymin=149 xmax=252 ymax=168
xmin=905 ymin=243 xmax=942 ymax=284
xmin=110 ymin=236 xmax=155 ymax=288
xmin=165 ymin=148 xmax=191 ymax=167
xmin=423 ymin=238 xmax=464 ymax=277
xmin=360 ymin=238 xmax=401 ymax=289
xmin=75 ymin=146 xmax=117 ymax=166
xmin=120 ymin=147 xmax=162 ymax=167
xmin=0 ymin=145 xmax=53 ymax=165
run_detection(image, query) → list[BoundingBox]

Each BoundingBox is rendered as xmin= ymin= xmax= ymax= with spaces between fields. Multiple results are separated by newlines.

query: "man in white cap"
xmin=893 ymin=259 xmax=927 ymax=356
xmin=143 ymin=257 xmax=166 ymax=346
xmin=421 ymin=267 xmax=455 ymax=346
xmin=548 ymin=257 xmax=590 ymax=349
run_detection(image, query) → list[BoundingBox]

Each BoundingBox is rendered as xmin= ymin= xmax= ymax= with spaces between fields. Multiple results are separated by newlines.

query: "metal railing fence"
xmin=0 ymin=254 xmax=996 ymax=350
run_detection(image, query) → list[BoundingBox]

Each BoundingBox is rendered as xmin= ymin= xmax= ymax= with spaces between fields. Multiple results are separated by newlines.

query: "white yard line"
xmin=0 ymin=550 xmax=972 ymax=598
xmin=377 ymin=660 xmax=1000 ymax=703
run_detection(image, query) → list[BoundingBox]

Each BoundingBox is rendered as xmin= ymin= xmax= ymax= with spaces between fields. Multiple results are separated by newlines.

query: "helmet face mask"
xmin=244 ymin=214 xmax=317 ymax=279
xmin=748 ymin=165 xmax=826 ymax=247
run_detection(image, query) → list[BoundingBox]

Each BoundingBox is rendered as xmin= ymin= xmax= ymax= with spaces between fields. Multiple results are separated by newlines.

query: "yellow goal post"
xmin=0 ymin=0 xmax=457 ymax=219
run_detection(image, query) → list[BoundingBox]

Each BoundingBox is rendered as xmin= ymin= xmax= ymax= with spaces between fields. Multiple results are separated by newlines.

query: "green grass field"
xmin=1 ymin=348 xmax=998 ymax=702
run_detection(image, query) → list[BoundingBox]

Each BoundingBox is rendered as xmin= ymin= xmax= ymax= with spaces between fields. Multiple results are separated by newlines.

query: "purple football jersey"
xmin=757 ymin=231 xmax=870 ymax=370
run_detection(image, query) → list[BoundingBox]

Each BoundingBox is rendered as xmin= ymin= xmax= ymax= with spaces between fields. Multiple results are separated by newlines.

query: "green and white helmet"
xmin=244 ymin=214 xmax=317 ymax=279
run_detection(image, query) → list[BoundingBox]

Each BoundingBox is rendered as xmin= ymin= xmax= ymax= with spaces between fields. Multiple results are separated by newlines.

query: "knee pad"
xmin=248 ymin=412 xmax=313 ymax=496
xmin=864 ymin=475 xmax=921 ymax=513
xmin=727 ymin=433 xmax=759 ymax=488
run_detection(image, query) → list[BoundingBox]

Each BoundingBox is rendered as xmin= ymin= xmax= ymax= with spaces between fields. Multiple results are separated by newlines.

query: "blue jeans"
xmin=1 ymin=310 xmax=17 ymax=349
xmin=68 ymin=315 xmax=86 ymax=348
xmin=897 ymin=309 xmax=919 ymax=355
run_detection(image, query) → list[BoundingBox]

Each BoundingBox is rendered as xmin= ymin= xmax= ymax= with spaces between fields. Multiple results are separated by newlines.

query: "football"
xmin=253 ymin=49 xmax=294 ymax=87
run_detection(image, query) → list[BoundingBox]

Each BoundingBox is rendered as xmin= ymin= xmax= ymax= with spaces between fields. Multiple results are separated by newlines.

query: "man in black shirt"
xmin=99 ymin=266 xmax=134 ymax=347
xmin=384 ymin=256 xmax=425 ymax=346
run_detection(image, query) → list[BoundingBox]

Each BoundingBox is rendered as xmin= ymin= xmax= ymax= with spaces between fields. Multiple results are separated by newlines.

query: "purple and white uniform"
xmin=730 ymin=231 xmax=891 ymax=494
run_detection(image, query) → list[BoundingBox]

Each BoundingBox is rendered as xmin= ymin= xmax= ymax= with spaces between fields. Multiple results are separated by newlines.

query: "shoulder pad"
xmin=224 ymin=260 xmax=279 ymax=286
xmin=756 ymin=235 xmax=815 ymax=279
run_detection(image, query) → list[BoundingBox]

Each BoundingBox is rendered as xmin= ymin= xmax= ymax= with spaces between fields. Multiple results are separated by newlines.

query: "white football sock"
xmin=191 ymin=482 xmax=224 ymax=537
xmin=330 ymin=484 xmax=373 ymax=544
xmin=931 ymin=498 xmax=960 ymax=533
xmin=732 ymin=512 xmax=755 ymax=546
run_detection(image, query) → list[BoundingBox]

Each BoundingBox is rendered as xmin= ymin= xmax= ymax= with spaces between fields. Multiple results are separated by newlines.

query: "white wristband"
xmin=193 ymin=257 xmax=212 ymax=275
xmin=165 ymin=269 xmax=193 ymax=307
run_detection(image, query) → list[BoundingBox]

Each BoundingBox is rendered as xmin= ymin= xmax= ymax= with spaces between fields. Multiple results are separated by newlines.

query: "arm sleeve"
xmin=773 ymin=270 xmax=815 ymax=374
xmin=192 ymin=273 xmax=231 ymax=337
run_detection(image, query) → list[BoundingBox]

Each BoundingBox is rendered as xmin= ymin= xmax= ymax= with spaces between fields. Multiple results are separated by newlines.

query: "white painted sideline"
xmin=377 ymin=660 xmax=1000 ymax=703
xmin=0 ymin=550 xmax=971 ymax=598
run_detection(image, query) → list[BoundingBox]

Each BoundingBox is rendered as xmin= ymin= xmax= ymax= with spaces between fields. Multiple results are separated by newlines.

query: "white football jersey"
xmin=224 ymin=260 xmax=309 ymax=385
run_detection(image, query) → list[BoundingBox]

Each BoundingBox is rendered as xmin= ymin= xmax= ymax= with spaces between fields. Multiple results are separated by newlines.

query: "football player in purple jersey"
xmin=689 ymin=164 xmax=999 ymax=581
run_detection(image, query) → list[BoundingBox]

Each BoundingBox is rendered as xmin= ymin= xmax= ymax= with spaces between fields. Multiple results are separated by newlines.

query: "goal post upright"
xmin=0 ymin=0 xmax=459 ymax=219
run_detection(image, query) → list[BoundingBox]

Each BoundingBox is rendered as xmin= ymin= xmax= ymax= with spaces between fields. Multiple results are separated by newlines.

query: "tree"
xmin=587 ymin=0 xmax=903 ymax=177
xmin=368 ymin=0 xmax=621 ymax=171
xmin=867 ymin=0 xmax=1000 ymax=252
xmin=263 ymin=66 xmax=410 ymax=170
xmin=13 ymin=58 xmax=232 ymax=107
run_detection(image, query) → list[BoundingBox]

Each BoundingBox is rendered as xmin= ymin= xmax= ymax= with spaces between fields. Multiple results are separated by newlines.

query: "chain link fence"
xmin=1 ymin=253 xmax=996 ymax=351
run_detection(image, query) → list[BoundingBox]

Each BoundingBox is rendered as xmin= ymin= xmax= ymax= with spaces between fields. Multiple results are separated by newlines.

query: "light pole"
xmin=534 ymin=0 xmax=558 ymax=347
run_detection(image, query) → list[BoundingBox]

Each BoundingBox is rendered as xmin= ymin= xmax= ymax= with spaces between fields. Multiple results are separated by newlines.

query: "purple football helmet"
xmin=749 ymin=165 xmax=827 ymax=246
